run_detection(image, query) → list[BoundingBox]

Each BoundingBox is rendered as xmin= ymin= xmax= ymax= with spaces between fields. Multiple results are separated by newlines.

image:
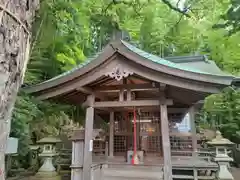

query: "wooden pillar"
xmin=160 ymin=101 xmax=172 ymax=180
xmin=189 ymin=106 xmax=197 ymax=157
xmin=83 ymin=95 xmax=95 ymax=180
xmin=193 ymin=168 xmax=198 ymax=180
xmin=109 ymin=111 xmax=114 ymax=157
xmin=70 ymin=130 xmax=85 ymax=180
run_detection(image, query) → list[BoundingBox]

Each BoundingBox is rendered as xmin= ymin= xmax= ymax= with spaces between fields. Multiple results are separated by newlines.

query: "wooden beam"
xmin=76 ymin=87 xmax=93 ymax=94
xmin=160 ymin=86 xmax=172 ymax=180
xmin=160 ymin=83 xmax=166 ymax=91
xmin=126 ymin=89 xmax=131 ymax=101
xmin=82 ymin=94 xmax=95 ymax=108
xmin=114 ymin=132 xmax=199 ymax=137
xmin=95 ymin=83 xmax=160 ymax=92
xmin=161 ymin=102 xmax=173 ymax=180
xmin=95 ymin=107 xmax=187 ymax=114
xmin=119 ymin=89 xmax=124 ymax=101
xmin=93 ymin=99 xmax=173 ymax=108
xmin=83 ymin=95 xmax=94 ymax=180
xmin=167 ymin=108 xmax=188 ymax=114
xmin=77 ymin=87 xmax=109 ymax=102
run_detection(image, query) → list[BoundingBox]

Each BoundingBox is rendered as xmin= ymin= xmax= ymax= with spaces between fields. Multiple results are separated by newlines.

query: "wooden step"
xmin=173 ymin=175 xmax=216 ymax=179
xmin=102 ymin=167 xmax=163 ymax=180
xmin=104 ymin=177 xmax=163 ymax=180
xmin=106 ymin=163 xmax=163 ymax=170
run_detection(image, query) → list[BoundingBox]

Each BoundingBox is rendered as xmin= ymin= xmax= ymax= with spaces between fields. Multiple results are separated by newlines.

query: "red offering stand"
xmin=131 ymin=107 xmax=138 ymax=165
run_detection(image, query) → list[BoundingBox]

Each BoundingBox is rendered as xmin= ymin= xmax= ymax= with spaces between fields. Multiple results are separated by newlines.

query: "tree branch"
xmin=177 ymin=0 xmax=181 ymax=7
xmin=161 ymin=0 xmax=190 ymax=17
xmin=103 ymin=0 xmax=132 ymax=14
xmin=103 ymin=0 xmax=142 ymax=17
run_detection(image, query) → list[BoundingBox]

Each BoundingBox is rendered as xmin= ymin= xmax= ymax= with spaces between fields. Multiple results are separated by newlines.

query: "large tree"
xmin=0 ymin=0 xmax=38 ymax=179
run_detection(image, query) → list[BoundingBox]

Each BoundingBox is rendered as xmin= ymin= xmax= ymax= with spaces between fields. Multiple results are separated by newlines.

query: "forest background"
xmin=11 ymin=0 xmax=240 ymax=167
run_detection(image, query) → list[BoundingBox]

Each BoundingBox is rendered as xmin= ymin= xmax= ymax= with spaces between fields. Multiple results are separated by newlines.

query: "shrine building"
xmin=25 ymin=39 xmax=239 ymax=180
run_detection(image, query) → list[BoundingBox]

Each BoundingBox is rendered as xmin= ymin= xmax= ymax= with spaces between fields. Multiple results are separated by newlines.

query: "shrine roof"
xmin=25 ymin=40 xmax=237 ymax=95
xmin=42 ymin=41 xmax=231 ymax=84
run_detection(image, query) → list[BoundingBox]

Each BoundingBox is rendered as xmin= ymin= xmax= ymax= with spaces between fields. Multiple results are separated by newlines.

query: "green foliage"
xmin=11 ymin=91 xmax=73 ymax=156
xmin=214 ymin=0 xmax=240 ymax=35
xmin=11 ymin=92 xmax=41 ymax=156
xmin=203 ymin=87 xmax=240 ymax=142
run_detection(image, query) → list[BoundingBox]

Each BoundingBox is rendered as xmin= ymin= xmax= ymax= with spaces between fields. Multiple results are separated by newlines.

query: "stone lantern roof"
xmin=207 ymin=131 xmax=234 ymax=146
xmin=37 ymin=137 xmax=62 ymax=144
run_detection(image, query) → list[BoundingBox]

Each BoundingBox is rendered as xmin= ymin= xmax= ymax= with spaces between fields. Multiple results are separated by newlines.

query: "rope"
xmin=0 ymin=4 xmax=30 ymax=34
xmin=0 ymin=0 xmax=10 ymax=23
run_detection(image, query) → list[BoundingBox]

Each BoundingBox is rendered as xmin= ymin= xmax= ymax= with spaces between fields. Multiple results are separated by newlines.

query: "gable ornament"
xmin=105 ymin=65 xmax=133 ymax=81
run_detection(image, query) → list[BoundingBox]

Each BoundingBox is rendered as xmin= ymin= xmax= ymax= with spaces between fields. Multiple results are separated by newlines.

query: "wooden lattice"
xmin=0 ymin=0 xmax=39 ymax=179
xmin=111 ymin=110 xmax=199 ymax=161
xmin=113 ymin=111 xmax=163 ymax=157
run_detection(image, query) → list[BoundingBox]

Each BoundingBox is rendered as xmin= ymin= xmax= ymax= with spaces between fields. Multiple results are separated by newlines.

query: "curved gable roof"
xmin=25 ymin=40 xmax=235 ymax=94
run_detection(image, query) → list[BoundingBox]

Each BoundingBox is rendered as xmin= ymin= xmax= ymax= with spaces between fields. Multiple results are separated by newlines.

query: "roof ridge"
xmin=165 ymin=55 xmax=206 ymax=63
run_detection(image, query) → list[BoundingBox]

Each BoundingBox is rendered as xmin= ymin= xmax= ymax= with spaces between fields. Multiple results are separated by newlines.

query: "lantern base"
xmin=214 ymin=155 xmax=234 ymax=180
xmin=30 ymin=156 xmax=60 ymax=180
xmin=30 ymin=172 xmax=61 ymax=180
xmin=217 ymin=162 xmax=234 ymax=180
xmin=39 ymin=157 xmax=56 ymax=172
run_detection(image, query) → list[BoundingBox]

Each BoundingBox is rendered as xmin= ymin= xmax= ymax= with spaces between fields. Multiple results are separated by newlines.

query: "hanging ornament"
xmin=105 ymin=65 xmax=133 ymax=81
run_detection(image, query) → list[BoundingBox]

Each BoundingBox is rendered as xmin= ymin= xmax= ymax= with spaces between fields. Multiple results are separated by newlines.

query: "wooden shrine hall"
xmin=25 ymin=40 xmax=239 ymax=180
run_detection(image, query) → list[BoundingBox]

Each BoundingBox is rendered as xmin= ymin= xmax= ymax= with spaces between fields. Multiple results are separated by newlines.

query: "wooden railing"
xmin=171 ymin=148 xmax=217 ymax=180
xmin=172 ymin=165 xmax=218 ymax=180
xmin=171 ymin=148 xmax=214 ymax=161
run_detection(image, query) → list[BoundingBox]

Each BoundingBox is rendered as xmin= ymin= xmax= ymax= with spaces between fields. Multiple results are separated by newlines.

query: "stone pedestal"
xmin=214 ymin=154 xmax=234 ymax=180
xmin=39 ymin=157 xmax=56 ymax=172
xmin=33 ymin=171 xmax=60 ymax=180
xmin=33 ymin=155 xmax=60 ymax=180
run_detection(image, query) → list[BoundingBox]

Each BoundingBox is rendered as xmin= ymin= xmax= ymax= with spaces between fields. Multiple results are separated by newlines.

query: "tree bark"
xmin=0 ymin=0 xmax=38 ymax=179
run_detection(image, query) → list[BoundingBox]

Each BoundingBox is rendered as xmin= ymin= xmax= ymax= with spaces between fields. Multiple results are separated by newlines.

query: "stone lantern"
xmin=34 ymin=137 xmax=62 ymax=179
xmin=207 ymin=131 xmax=234 ymax=180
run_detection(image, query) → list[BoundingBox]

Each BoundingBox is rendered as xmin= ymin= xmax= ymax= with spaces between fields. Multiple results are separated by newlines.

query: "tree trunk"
xmin=0 ymin=0 xmax=39 ymax=179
